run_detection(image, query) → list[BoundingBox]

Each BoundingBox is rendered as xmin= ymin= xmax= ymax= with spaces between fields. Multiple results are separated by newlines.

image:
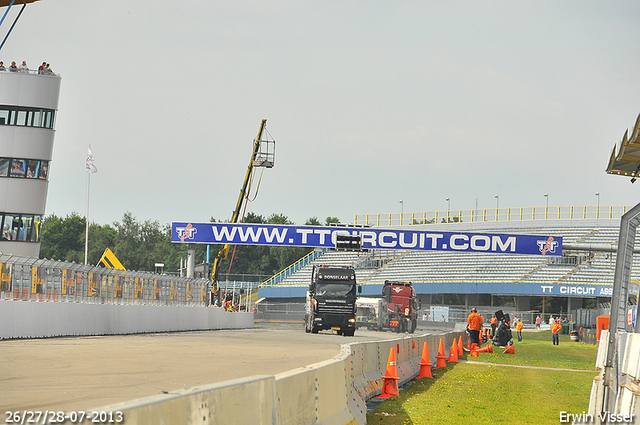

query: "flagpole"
xmin=84 ymin=145 xmax=96 ymax=265
xmin=84 ymin=170 xmax=90 ymax=265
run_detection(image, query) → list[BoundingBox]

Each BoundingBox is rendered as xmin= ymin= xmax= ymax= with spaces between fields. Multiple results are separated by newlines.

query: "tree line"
xmin=39 ymin=212 xmax=340 ymax=278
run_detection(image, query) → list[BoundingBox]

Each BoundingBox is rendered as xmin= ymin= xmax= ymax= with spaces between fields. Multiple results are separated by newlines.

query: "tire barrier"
xmin=56 ymin=331 xmax=464 ymax=425
xmin=0 ymin=301 xmax=253 ymax=339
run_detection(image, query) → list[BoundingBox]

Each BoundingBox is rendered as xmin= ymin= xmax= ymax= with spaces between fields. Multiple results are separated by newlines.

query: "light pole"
xmin=596 ymin=192 xmax=600 ymax=218
xmin=495 ymin=194 xmax=499 ymax=221
xmin=399 ymin=200 xmax=403 ymax=225
xmin=544 ymin=193 xmax=549 ymax=219
xmin=446 ymin=197 xmax=450 ymax=222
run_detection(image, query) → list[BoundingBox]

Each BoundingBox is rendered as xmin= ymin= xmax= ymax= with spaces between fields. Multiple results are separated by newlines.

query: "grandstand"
xmin=258 ymin=210 xmax=640 ymax=312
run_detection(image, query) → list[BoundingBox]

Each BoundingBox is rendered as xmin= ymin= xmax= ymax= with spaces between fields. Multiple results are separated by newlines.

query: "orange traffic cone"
xmin=379 ymin=347 xmax=400 ymax=398
xmin=470 ymin=350 xmax=479 ymax=357
xmin=435 ymin=338 xmax=447 ymax=369
xmin=475 ymin=344 xmax=494 ymax=354
xmin=467 ymin=340 xmax=471 ymax=350
xmin=503 ymin=345 xmax=515 ymax=354
xmin=457 ymin=335 xmax=464 ymax=357
xmin=448 ymin=338 xmax=458 ymax=363
xmin=470 ymin=343 xmax=479 ymax=352
xmin=417 ymin=341 xmax=433 ymax=379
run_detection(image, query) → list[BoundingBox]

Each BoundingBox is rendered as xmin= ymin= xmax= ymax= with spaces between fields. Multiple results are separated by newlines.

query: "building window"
xmin=10 ymin=159 xmax=25 ymax=177
xmin=0 ymin=213 xmax=42 ymax=242
xmin=0 ymin=158 xmax=9 ymax=176
xmin=0 ymin=105 xmax=56 ymax=129
xmin=0 ymin=157 xmax=49 ymax=180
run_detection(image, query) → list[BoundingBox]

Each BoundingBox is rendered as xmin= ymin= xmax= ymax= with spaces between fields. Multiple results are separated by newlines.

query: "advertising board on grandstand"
xmin=171 ymin=222 xmax=562 ymax=256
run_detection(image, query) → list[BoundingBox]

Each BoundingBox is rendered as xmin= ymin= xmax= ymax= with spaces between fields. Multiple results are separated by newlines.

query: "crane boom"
xmin=211 ymin=119 xmax=268 ymax=300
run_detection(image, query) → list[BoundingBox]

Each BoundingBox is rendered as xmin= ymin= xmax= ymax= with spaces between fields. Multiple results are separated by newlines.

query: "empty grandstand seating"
xmin=262 ymin=220 xmax=640 ymax=290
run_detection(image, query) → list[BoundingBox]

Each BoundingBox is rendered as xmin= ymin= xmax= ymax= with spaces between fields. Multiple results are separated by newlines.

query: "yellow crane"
xmin=211 ymin=119 xmax=274 ymax=303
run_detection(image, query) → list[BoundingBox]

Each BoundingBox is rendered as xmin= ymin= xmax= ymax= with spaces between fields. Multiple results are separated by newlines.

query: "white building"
xmin=0 ymin=68 xmax=61 ymax=257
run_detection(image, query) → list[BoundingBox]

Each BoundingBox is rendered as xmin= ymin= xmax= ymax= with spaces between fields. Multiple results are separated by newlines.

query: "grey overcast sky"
xmin=2 ymin=1 xmax=639 ymax=227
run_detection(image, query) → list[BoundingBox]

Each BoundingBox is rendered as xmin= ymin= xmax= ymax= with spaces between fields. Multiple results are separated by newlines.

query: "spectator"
xmin=551 ymin=320 xmax=562 ymax=345
xmin=9 ymin=61 xmax=17 ymax=72
xmin=535 ymin=315 xmax=541 ymax=330
xmin=19 ymin=61 xmax=27 ymax=73
xmin=38 ymin=62 xmax=45 ymax=74
xmin=516 ymin=319 xmax=523 ymax=342
xmin=0 ymin=61 xmax=5 ymax=71
xmin=549 ymin=315 xmax=555 ymax=326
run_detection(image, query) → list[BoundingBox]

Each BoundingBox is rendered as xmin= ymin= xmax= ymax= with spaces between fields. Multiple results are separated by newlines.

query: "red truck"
xmin=382 ymin=280 xmax=419 ymax=333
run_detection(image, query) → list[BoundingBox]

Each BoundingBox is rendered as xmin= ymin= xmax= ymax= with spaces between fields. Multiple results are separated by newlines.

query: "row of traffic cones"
xmin=381 ymin=335 xmax=462 ymax=397
xmin=379 ymin=334 xmax=514 ymax=398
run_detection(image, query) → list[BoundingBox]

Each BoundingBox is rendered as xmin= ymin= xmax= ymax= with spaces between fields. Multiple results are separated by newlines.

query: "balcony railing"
xmin=355 ymin=205 xmax=631 ymax=227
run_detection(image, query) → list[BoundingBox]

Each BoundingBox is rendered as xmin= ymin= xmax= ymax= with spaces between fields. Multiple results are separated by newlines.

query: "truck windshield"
xmin=316 ymin=282 xmax=355 ymax=297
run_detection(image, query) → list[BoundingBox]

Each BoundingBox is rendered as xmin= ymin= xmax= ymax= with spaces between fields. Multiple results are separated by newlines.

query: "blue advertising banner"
xmin=172 ymin=222 xmax=562 ymax=256
xmin=258 ymin=281 xmax=613 ymax=299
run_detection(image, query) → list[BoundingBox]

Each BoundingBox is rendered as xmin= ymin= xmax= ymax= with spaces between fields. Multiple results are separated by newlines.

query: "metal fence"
xmin=0 ymin=254 xmax=210 ymax=306
xmin=575 ymin=307 xmax=610 ymax=329
xmin=355 ymin=205 xmax=631 ymax=227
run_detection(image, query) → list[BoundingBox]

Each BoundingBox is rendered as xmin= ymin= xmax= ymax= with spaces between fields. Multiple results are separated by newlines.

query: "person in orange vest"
xmin=490 ymin=314 xmax=498 ymax=338
xmin=467 ymin=308 xmax=484 ymax=346
xmin=551 ymin=321 xmax=562 ymax=345
xmin=516 ymin=319 xmax=523 ymax=342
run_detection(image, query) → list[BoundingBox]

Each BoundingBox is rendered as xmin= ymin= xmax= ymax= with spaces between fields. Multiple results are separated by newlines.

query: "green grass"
xmin=368 ymin=331 xmax=597 ymax=425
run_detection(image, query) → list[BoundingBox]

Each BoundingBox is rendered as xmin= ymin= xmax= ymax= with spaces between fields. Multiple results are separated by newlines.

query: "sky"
xmin=1 ymin=1 xmax=639 ymax=228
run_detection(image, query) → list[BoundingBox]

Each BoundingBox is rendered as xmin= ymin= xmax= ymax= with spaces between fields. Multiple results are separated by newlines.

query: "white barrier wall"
xmin=61 ymin=331 xmax=464 ymax=425
xmin=587 ymin=330 xmax=640 ymax=424
xmin=0 ymin=300 xmax=253 ymax=339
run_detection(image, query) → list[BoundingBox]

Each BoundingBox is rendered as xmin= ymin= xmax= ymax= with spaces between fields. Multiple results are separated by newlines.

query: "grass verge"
xmin=367 ymin=331 xmax=598 ymax=425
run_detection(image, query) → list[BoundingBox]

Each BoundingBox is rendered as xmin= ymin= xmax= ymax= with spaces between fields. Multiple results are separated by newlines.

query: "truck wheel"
xmin=311 ymin=326 xmax=319 ymax=334
xmin=409 ymin=320 xmax=417 ymax=334
xmin=344 ymin=329 xmax=355 ymax=337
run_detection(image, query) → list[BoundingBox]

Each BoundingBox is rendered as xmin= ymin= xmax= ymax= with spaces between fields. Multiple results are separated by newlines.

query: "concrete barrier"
xmin=587 ymin=330 xmax=640 ymax=424
xmin=60 ymin=330 xmax=465 ymax=425
xmin=0 ymin=300 xmax=253 ymax=339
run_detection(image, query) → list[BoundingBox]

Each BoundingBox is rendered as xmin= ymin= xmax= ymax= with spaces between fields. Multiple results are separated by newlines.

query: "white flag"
xmin=86 ymin=147 xmax=97 ymax=173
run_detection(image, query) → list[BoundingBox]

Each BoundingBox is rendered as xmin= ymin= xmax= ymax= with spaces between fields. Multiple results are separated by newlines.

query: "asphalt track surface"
xmin=1 ymin=322 xmax=408 ymax=414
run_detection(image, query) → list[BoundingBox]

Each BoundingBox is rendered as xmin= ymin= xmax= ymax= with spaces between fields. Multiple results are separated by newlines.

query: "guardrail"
xmin=1 ymin=66 xmax=58 ymax=76
xmin=59 ymin=330 xmax=465 ymax=425
xmin=262 ymin=249 xmax=322 ymax=286
xmin=0 ymin=254 xmax=210 ymax=307
xmin=355 ymin=205 xmax=631 ymax=227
